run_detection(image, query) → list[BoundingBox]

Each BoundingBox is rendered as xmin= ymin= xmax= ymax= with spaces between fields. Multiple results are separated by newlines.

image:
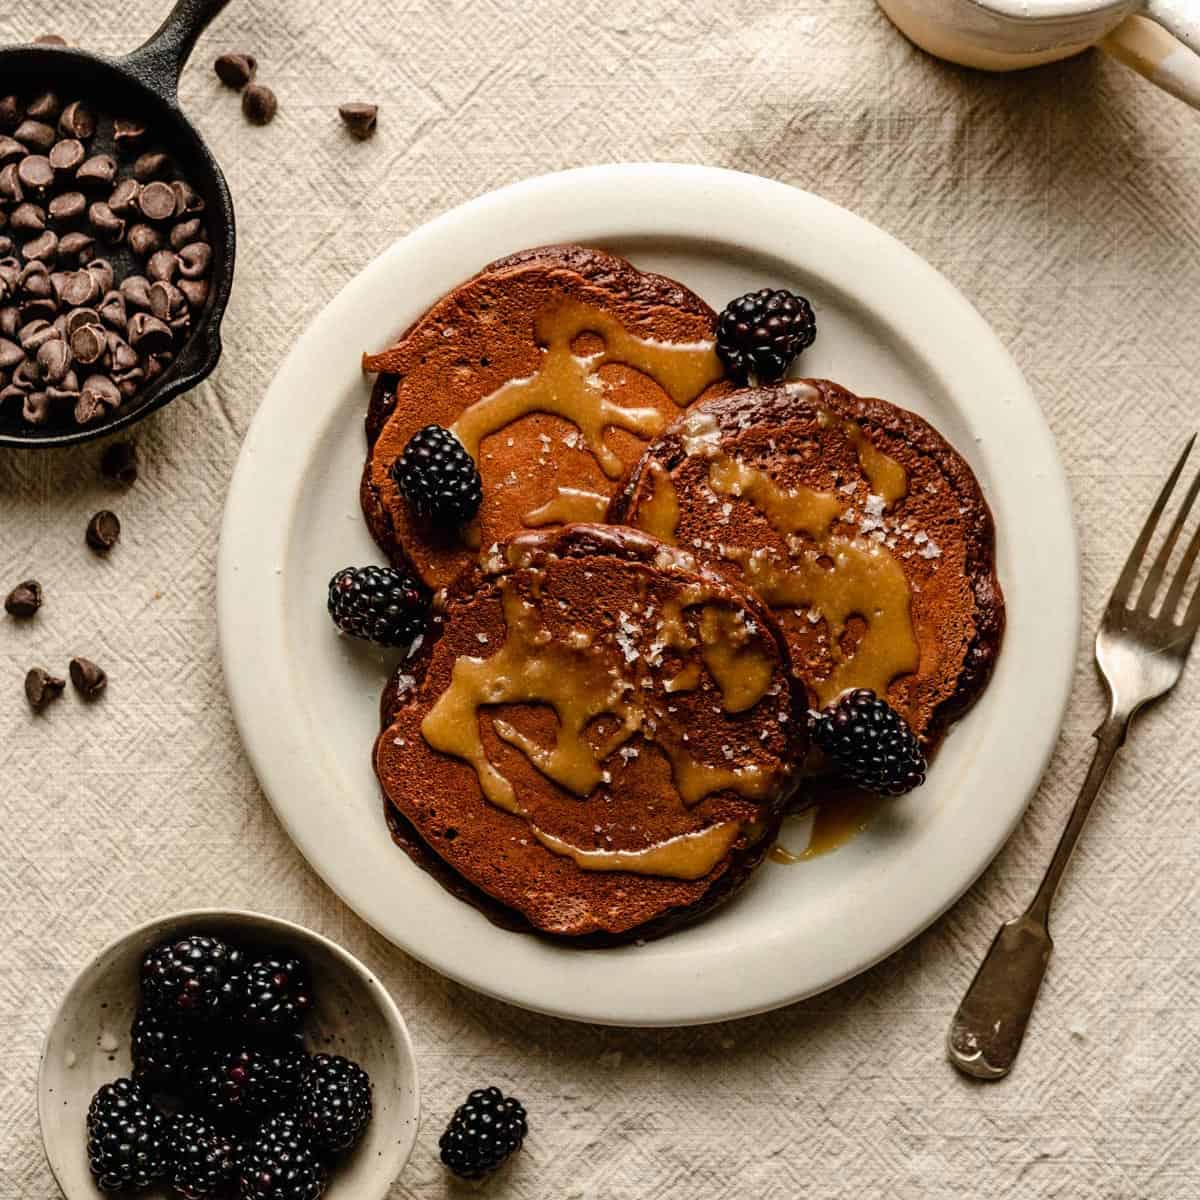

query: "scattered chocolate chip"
xmin=338 ymin=103 xmax=378 ymax=140
xmin=85 ymin=508 xmax=121 ymax=551
xmin=14 ymin=119 xmax=56 ymax=152
xmin=48 ymin=137 xmax=84 ymax=173
xmin=241 ymin=83 xmax=277 ymax=126
xmin=132 ymin=151 xmax=169 ymax=182
xmin=58 ymin=101 xmax=95 ymax=140
xmin=138 ymin=179 xmax=176 ymax=222
xmin=34 ymin=34 xmax=67 ymax=46
xmin=100 ymin=440 xmax=138 ymax=484
xmin=76 ymin=154 xmax=117 ymax=189
xmin=113 ymin=117 xmax=146 ymax=149
xmin=214 ymin=52 xmax=258 ymax=89
xmin=25 ymin=666 xmax=65 ymax=711
xmin=4 ymin=580 xmax=42 ymax=618
xmin=69 ymin=656 xmax=107 ymax=699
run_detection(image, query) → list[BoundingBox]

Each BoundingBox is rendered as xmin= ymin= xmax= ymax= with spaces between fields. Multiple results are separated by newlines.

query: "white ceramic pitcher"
xmin=879 ymin=0 xmax=1200 ymax=109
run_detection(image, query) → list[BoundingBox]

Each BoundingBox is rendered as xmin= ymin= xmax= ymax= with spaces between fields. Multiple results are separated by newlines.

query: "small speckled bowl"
xmin=38 ymin=909 xmax=420 ymax=1198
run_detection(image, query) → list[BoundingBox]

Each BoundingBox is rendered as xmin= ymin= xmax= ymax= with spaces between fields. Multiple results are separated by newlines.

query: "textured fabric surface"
xmin=3 ymin=2 xmax=1200 ymax=1196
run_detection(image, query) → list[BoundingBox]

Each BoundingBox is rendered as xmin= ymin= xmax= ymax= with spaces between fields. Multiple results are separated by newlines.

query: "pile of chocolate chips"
xmin=0 ymin=90 xmax=214 ymax=429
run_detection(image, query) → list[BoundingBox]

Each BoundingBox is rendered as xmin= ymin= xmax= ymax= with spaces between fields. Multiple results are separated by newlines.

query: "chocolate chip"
xmin=85 ymin=508 xmax=121 ymax=551
xmin=26 ymin=92 xmax=61 ymax=122
xmin=112 ymin=118 xmax=146 ymax=149
xmin=36 ymin=337 xmax=72 ymax=383
xmin=0 ymin=338 xmax=21 ymax=369
xmin=242 ymin=83 xmax=277 ymax=125
xmin=0 ymin=97 xmax=21 ymax=133
xmin=98 ymin=290 xmax=126 ymax=329
xmin=116 ymin=370 xmax=144 ymax=397
xmin=49 ymin=191 xmax=87 ymax=224
xmin=60 ymin=269 xmax=98 ymax=308
xmin=128 ymin=312 xmax=173 ymax=354
xmin=25 ymin=666 xmax=65 ymax=711
xmin=177 ymin=278 xmax=208 ymax=310
xmin=170 ymin=180 xmax=204 ymax=216
xmin=69 ymin=656 xmax=107 ymax=699
xmin=14 ymin=120 xmax=56 ymax=152
xmin=10 ymin=203 xmax=46 ymax=235
xmin=127 ymin=223 xmax=162 ymax=258
xmin=19 ymin=297 xmax=57 ymax=324
xmin=57 ymin=230 xmax=94 ymax=261
xmin=4 ymin=580 xmax=42 ymax=617
xmin=0 ymin=135 xmax=24 ymax=164
xmin=147 ymin=249 xmax=178 ymax=283
xmin=132 ymin=151 xmax=170 ymax=182
xmin=65 ymin=306 xmax=100 ymax=333
xmin=0 ymin=238 xmax=11 ymax=260
xmin=21 ymin=230 xmax=57 ymax=262
xmin=88 ymin=201 xmax=125 ymax=243
xmin=49 ymin=137 xmax=84 ymax=173
xmin=138 ymin=180 xmax=176 ymax=222
xmin=19 ymin=261 xmax=52 ymax=297
xmin=86 ymin=259 xmax=114 ymax=295
xmin=338 ymin=103 xmax=378 ymax=140
xmin=120 ymin=275 xmax=152 ymax=310
xmin=176 ymin=242 xmax=212 ymax=280
xmin=22 ymin=390 xmax=50 ymax=424
xmin=34 ymin=34 xmax=68 ymax=46
xmin=58 ymin=101 xmax=95 ymax=140
xmin=106 ymin=332 xmax=138 ymax=374
xmin=18 ymin=320 xmax=57 ymax=351
xmin=149 ymin=280 xmax=188 ymax=324
xmin=17 ymin=155 xmax=54 ymax=194
xmin=214 ymin=52 xmax=258 ymax=89
xmin=76 ymin=154 xmax=117 ymax=189
xmin=70 ymin=322 xmax=106 ymax=365
xmin=101 ymin=440 xmax=138 ymax=484
xmin=108 ymin=178 xmax=140 ymax=214
xmin=169 ymin=219 xmax=204 ymax=250
xmin=0 ymin=163 xmax=24 ymax=203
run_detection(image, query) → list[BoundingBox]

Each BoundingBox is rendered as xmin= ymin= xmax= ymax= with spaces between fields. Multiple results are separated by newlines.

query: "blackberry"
xmin=85 ymin=1077 xmax=167 ymax=1192
xmin=297 ymin=1054 xmax=372 ymax=1154
xmin=715 ymin=287 xmax=816 ymax=383
xmin=228 ymin=955 xmax=314 ymax=1034
xmin=131 ymin=1006 xmax=199 ymax=1090
xmin=391 ymin=424 xmax=483 ymax=527
xmin=439 ymin=1086 xmax=527 ymax=1180
xmin=810 ymin=688 xmax=927 ymax=796
xmin=190 ymin=1042 xmax=309 ymax=1124
xmin=140 ymin=933 xmax=238 ymax=1022
xmin=327 ymin=564 xmax=429 ymax=647
xmin=166 ymin=1111 xmax=242 ymax=1199
xmin=240 ymin=1112 xmax=327 ymax=1200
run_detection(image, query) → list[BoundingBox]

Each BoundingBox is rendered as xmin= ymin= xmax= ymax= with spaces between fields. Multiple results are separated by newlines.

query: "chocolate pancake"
xmin=609 ymin=381 xmax=1005 ymax=748
xmin=375 ymin=524 xmax=806 ymax=943
xmin=361 ymin=245 xmax=730 ymax=590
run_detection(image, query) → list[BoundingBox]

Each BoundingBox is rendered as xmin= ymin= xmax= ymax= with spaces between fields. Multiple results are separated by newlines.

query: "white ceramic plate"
xmin=218 ymin=164 xmax=1078 ymax=1027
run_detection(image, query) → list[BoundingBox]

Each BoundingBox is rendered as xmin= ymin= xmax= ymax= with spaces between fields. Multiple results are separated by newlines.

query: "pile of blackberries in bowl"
xmin=84 ymin=931 xmax=374 ymax=1199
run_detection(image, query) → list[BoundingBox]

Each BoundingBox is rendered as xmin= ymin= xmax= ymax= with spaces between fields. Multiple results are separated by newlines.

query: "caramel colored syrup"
xmin=451 ymin=300 xmax=723 ymax=480
xmin=420 ymin=576 xmax=780 ymax=878
xmin=523 ymin=487 xmax=609 ymax=527
xmin=636 ymin=461 xmax=680 ymax=544
xmin=769 ymin=791 xmax=886 ymax=863
xmin=672 ymin=407 xmax=919 ymax=707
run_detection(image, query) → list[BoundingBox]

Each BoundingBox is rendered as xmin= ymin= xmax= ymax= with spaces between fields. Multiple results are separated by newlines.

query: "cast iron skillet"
xmin=0 ymin=0 xmax=235 ymax=448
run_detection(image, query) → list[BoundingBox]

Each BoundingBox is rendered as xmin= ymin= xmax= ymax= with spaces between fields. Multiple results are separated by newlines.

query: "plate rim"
xmin=217 ymin=163 xmax=1080 ymax=1027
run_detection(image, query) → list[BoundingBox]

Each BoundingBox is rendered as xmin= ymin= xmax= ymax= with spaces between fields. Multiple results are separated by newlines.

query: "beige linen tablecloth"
xmin=3 ymin=2 xmax=1200 ymax=1195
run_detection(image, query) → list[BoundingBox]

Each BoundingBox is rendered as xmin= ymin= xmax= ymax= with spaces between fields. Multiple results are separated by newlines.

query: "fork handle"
xmin=946 ymin=718 xmax=1127 ymax=1079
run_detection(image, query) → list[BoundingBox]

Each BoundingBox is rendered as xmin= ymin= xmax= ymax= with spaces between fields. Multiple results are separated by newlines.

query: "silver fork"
xmin=947 ymin=434 xmax=1200 ymax=1080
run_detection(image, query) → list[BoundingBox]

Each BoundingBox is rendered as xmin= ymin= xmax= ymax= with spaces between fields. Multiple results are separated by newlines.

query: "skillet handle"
xmin=121 ymin=0 xmax=233 ymax=104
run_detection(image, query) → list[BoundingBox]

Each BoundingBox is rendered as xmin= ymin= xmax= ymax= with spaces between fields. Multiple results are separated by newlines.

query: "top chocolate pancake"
xmin=361 ymin=245 xmax=730 ymax=591
xmin=374 ymin=523 xmax=806 ymax=943
xmin=609 ymin=381 xmax=1005 ymax=747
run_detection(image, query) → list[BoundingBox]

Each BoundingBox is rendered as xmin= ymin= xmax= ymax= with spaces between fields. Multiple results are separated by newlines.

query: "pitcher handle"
xmin=1101 ymin=8 xmax=1200 ymax=109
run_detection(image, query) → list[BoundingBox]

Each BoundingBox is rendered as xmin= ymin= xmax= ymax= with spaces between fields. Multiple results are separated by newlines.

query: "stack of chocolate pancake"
xmin=360 ymin=245 xmax=1004 ymax=944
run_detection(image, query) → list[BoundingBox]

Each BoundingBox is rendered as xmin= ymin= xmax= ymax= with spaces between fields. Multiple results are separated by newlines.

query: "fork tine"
xmin=1164 ymin=515 xmax=1200 ymax=626
xmin=1136 ymin=461 xmax=1200 ymax=613
xmin=1109 ymin=435 xmax=1196 ymax=611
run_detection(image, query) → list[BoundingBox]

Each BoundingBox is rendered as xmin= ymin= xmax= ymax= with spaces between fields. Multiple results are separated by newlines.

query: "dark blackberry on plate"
xmin=130 ymin=1006 xmax=199 ymax=1090
xmin=327 ymin=564 xmax=429 ymax=647
xmin=391 ymin=423 xmax=483 ymax=527
xmin=228 ymin=954 xmax=314 ymax=1033
xmin=439 ymin=1086 xmax=528 ymax=1180
xmin=140 ymin=933 xmax=238 ymax=1022
xmin=240 ymin=1111 xmax=327 ymax=1200
xmin=85 ymin=1077 xmax=167 ymax=1192
xmin=166 ymin=1111 xmax=242 ymax=1199
xmin=810 ymin=688 xmax=927 ymax=796
xmin=297 ymin=1054 xmax=372 ymax=1154
xmin=190 ymin=1042 xmax=309 ymax=1124
xmin=715 ymin=287 xmax=816 ymax=383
